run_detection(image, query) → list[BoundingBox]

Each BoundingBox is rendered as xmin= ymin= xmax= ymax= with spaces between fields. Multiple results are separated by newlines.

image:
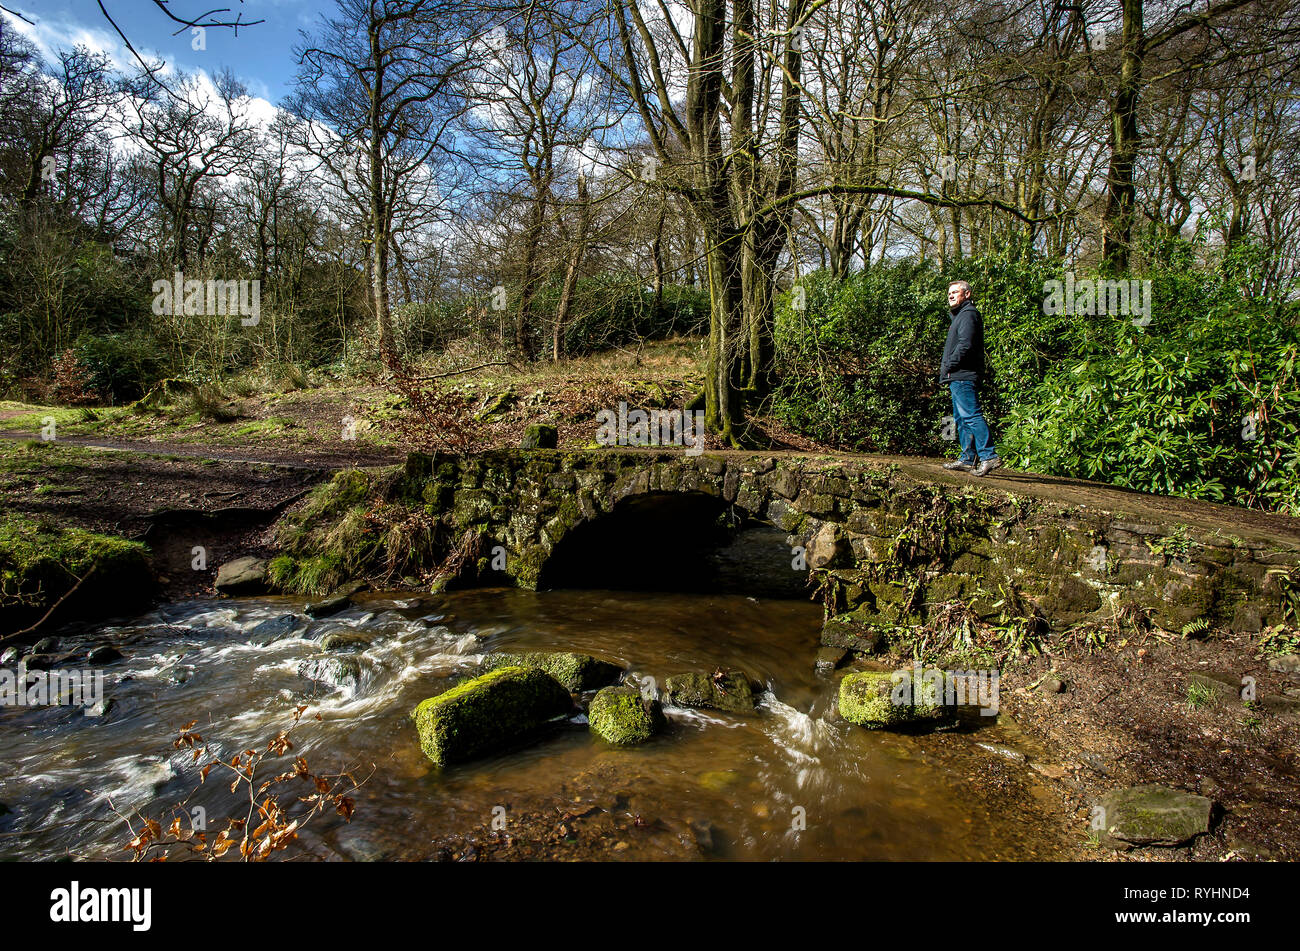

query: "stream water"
xmin=0 ymin=589 xmax=1070 ymax=861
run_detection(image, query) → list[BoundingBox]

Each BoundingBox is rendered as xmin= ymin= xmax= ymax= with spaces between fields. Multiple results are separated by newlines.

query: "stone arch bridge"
xmin=347 ymin=448 xmax=1300 ymax=648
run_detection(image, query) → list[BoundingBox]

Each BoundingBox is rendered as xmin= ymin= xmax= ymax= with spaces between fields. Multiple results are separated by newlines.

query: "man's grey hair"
xmin=948 ymin=280 xmax=971 ymax=294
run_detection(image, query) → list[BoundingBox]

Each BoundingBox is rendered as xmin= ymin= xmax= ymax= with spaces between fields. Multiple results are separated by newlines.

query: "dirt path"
xmin=0 ymin=429 xmax=401 ymax=470
xmin=6 ymin=429 xmax=1299 ymax=547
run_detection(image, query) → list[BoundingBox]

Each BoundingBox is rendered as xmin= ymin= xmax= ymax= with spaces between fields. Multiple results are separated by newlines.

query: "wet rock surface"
xmin=1096 ymin=785 xmax=1213 ymax=848
xmin=214 ymin=556 xmax=269 ymax=595
xmin=410 ymin=665 xmax=573 ymax=766
xmin=588 ymin=685 xmax=666 ymax=745
xmin=482 ymin=650 xmax=622 ymax=692
xmin=663 ymin=670 xmax=755 ymax=714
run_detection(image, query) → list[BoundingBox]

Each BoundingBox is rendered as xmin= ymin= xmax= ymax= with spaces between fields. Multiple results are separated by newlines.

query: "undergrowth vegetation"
xmin=773 ymin=237 xmax=1300 ymax=513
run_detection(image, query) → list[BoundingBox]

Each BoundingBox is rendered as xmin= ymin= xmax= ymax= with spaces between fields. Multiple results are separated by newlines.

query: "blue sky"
xmin=3 ymin=0 xmax=333 ymax=104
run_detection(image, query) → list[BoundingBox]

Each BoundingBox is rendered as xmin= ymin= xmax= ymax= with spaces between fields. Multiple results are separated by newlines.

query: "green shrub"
xmin=772 ymin=261 xmax=964 ymax=453
xmin=1000 ymin=264 xmax=1300 ymax=512
xmin=770 ymin=237 xmax=1300 ymax=513
xmin=553 ymin=275 xmax=707 ymax=357
xmin=73 ymin=330 xmax=171 ymax=404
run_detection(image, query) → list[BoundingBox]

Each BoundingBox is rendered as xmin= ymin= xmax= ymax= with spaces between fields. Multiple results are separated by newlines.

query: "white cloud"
xmin=1 ymin=8 xmax=165 ymax=75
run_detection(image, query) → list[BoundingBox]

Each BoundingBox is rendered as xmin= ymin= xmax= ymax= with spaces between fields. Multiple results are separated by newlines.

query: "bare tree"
xmin=121 ymin=68 xmax=257 ymax=269
xmin=290 ymin=0 xmax=473 ymax=356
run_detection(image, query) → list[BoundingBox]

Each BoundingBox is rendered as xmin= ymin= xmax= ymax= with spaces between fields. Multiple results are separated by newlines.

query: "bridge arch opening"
xmin=536 ymin=490 xmax=808 ymax=598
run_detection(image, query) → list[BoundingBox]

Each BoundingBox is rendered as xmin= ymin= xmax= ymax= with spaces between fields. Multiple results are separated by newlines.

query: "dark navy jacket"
xmin=940 ymin=298 xmax=984 ymax=383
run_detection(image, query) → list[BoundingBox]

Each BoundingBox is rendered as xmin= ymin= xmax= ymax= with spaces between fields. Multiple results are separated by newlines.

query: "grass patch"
xmin=1185 ymin=680 xmax=1217 ymax=709
xmin=0 ymin=511 xmax=150 ymax=620
xmin=231 ymin=417 xmax=295 ymax=439
xmin=270 ymin=465 xmax=439 ymax=594
xmin=0 ymin=400 xmax=124 ymax=436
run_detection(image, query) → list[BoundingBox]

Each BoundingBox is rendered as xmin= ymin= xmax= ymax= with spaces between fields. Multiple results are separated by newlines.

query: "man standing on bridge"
xmin=940 ymin=280 xmax=1002 ymax=477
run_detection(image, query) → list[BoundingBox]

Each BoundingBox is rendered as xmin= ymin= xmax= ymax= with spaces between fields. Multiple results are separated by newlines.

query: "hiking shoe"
xmin=942 ymin=459 xmax=975 ymax=471
xmin=972 ymin=457 xmax=1004 ymax=477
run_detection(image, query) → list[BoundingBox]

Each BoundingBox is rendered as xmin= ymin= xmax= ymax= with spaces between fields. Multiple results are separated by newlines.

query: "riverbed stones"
xmin=305 ymin=592 xmax=351 ymax=619
xmin=1268 ymin=653 xmax=1300 ymax=675
xmin=663 ymin=670 xmax=755 ymax=714
xmin=483 ymin=650 xmax=622 ymax=692
xmin=214 ymin=556 xmax=269 ymax=595
xmin=698 ymin=770 xmax=741 ymax=791
xmin=410 ymin=665 xmax=573 ymax=766
xmin=588 ymin=685 xmax=666 ymax=745
xmin=320 ymin=632 xmax=372 ymax=653
xmin=815 ymin=647 xmax=848 ymax=672
xmin=86 ymin=644 xmax=123 ymax=664
xmin=248 ymin=614 xmax=301 ymax=646
xmin=976 ymin=742 xmax=1027 ymax=763
xmin=1041 ymin=675 xmax=1066 ymax=694
xmin=298 ymin=656 xmax=361 ymax=691
xmin=306 ymin=581 xmax=368 ymax=619
xmin=1095 ymin=785 xmax=1213 ymax=848
xmin=837 ymin=670 xmax=953 ymax=730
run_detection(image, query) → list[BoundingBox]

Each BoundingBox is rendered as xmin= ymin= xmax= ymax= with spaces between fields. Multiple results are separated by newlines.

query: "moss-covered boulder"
xmin=1095 ymin=785 xmax=1213 ymax=848
xmin=838 ymin=670 xmax=954 ymax=730
xmin=663 ymin=670 xmax=755 ymax=714
xmin=588 ymin=685 xmax=666 ymax=745
xmin=483 ymin=650 xmax=622 ymax=691
xmin=521 ymin=424 xmax=558 ymax=450
xmin=0 ymin=513 xmax=153 ymax=636
xmin=410 ymin=665 xmax=573 ymax=766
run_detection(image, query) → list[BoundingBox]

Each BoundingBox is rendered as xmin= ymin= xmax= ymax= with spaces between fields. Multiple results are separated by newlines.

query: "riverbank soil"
xmin=0 ymin=441 xmax=325 ymax=606
xmin=997 ymin=634 xmax=1300 ymax=861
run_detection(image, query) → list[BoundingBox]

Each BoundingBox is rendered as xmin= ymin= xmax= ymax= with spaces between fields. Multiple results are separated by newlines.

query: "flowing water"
xmin=0 ymin=589 xmax=1070 ymax=861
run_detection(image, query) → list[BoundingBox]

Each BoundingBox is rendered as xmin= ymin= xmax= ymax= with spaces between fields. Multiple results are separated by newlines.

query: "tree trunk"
xmin=703 ymin=221 xmax=747 ymax=445
xmin=368 ymin=24 xmax=394 ymax=355
xmin=553 ymin=175 xmax=592 ymax=361
xmin=1102 ymin=0 xmax=1144 ymax=274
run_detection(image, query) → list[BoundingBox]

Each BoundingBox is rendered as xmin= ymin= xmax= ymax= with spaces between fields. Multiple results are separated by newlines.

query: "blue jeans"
xmin=949 ymin=379 xmax=997 ymax=462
